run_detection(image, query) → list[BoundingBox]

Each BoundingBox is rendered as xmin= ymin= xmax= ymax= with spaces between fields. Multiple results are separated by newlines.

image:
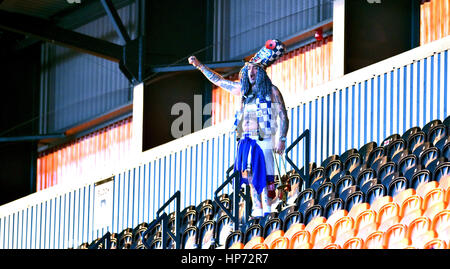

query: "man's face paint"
xmin=247 ymin=63 xmax=259 ymax=85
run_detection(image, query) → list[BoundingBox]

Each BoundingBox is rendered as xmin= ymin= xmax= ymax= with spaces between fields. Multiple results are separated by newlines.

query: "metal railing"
xmin=285 ymin=129 xmax=311 ymax=189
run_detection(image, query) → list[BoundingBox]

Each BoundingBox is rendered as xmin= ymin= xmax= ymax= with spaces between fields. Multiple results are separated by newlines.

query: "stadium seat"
xmin=310 ymin=167 xmax=327 ymax=191
xmin=419 ymin=146 xmax=440 ymax=174
xmin=423 ymin=238 xmax=447 ymax=249
xmin=244 ymin=236 xmax=265 ymax=249
xmin=325 ymin=199 xmax=348 ymax=228
xmin=364 ymin=231 xmax=385 ymax=249
xmin=367 ymin=147 xmax=387 ymax=171
xmin=428 ymin=124 xmax=448 ymax=151
xmin=340 ymin=148 xmax=359 ymax=164
xmin=407 ymin=216 xmax=434 ymax=249
xmin=431 ymin=210 xmax=450 ymax=243
xmin=296 ymin=188 xmax=316 ymax=215
xmin=434 ymin=163 xmax=450 ymax=191
xmin=269 ymin=236 xmax=289 ymax=249
xmin=323 ymin=243 xmax=341 ymax=249
xmin=251 ymin=243 xmax=268 ymax=249
xmin=343 ymin=153 xmax=363 ymax=179
xmin=411 ymin=170 xmax=433 ymax=192
xmin=400 ymin=195 xmax=424 ymax=226
xmin=336 ymin=175 xmax=356 ymax=200
xmin=284 ymin=223 xmax=306 ymax=242
xmin=197 ymin=199 xmax=215 ymax=220
xmin=225 ymin=231 xmax=244 ymax=249
xmin=333 ymin=216 xmax=356 ymax=246
xmin=423 ymin=188 xmax=447 ymax=220
xmin=359 ymin=142 xmax=378 ymax=165
xmin=286 ymin=174 xmax=305 ymax=205
xmin=347 ymin=202 xmax=370 ymax=220
xmin=383 ymin=224 xmax=410 ymax=249
xmin=215 ymin=215 xmax=234 ymax=248
xmin=377 ymin=202 xmax=401 ymax=232
xmin=378 ymin=162 xmax=397 ymax=188
xmin=181 ymin=205 xmax=198 ymax=228
xmin=422 ymin=119 xmax=443 ymax=139
xmin=290 ymin=230 xmax=312 ymax=249
xmin=131 ymin=222 xmax=149 ymax=249
xmin=388 ymin=177 xmax=409 ymax=201
xmin=304 ymin=205 xmax=325 ymax=232
xmin=386 ymin=138 xmax=407 ymax=164
xmin=407 ymin=131 xmax=427 ymax=158
xmin=182 ymin=226 xmax=199 ymax=249
xmin=356 ymin=168 xmax=377 ymax=194
xmin=325 ymin=160 xmax=343 ymax=185
xmin=398 ymin=154 xmax=419 ymax=181
xmin=355 ymin=209 xmax=378 ymax=240
xmin=343 ymin=237 xmax=364 ymax=249
xmin=443 ymin=115 xmax=450 ymax=130
xmin=280 ymin=206 xmax=302 ymax=231
xmin=402 ymin=127 xmax=422 ymax=142
xmin=118 ymin=228 xmax=133 ymax=249
xmin=443 ymin=141 xmax=450 ymax=161
xmin=311 ymin=223 xmax=334 ymax=249
xmin=392 ymin=188 xmax=416 ymax=208
xmin=316 ymin=182 xmax=336 ymax=208
xmin=345 ymin=191 xmax=366 ymax=214
xmin=198 ymin=219 xmax=216 ymax=249
xmin=321 ymin=155 xmax=340 ymax=170
xmin=366 ymin=184 xmax=389 ymax=210
xmin=110 ymin=233 xmax=118 ymax=249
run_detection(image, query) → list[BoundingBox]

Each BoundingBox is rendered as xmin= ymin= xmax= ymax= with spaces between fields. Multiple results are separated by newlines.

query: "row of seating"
xmin=79 ymin=116 xmax=450 ymax=249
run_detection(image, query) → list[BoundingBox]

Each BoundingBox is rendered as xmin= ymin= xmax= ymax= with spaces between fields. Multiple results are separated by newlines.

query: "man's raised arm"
xmin=188 ymin=56 xmax=241 ymax=96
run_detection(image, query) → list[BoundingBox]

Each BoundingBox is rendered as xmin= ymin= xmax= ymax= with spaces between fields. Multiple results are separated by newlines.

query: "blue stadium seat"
xmin=324 ymin=198 xmax=345 ymax=219
xmin=356 ymin=168 xmax=377 ymax=192
xmin=443 ymin=115 xmax=450 ymax=129
xmin=304 ymin=205 xmax=324 ymax=225
xmin=381 ymin=134 xmax=401 ymax=148
xmin=366 ymin=184 xmax=387 ymax=206
xmin=325 ymin=159 xmax=343 ymax=185
xmin=321 ymin=155 xmax=340 ymax=170
xmin=419 ymin=146 xmax=440 ymax=174
xmin=427 ymin=124 xmax=448 ymax=151
xmin=344 ymin=191 xmax=365 ymax=212
xmin=279 ymin=206 xmax=303 ymax=231
xmin=422 ymin=119 xmax=442 ymax=139
xmin=117 ymin=228 xmax=133 ymax=249
xmin=310 ymin=167 xmax=327 ymax=191
xmin=296 ymin=188 xmax=316 ymax=215
xmin=386 ymin=138 xmax=407 ymax=164
xmin=181 ymin=205 xmax=198 ymax=228
xmin=407 ymin=131 xmax=427 ymax=158
xmin=262 ymin=213 xmax=283 ymax=238
xmin=316 ymin=182 xmax=336 ymax=208
xmin=398 ymin=153 xmax=419 ymax=181
xmin=359 ymin=142 xmax=378 ymax=165
xmin=402 ymin=126 xmax=422 ymax=142
xmin=388 ymin=177 xmax=409 ymax=198
xmin=378 ymin=161 xmax=397 ymax=185
xmin=339 ymin=148 xmax=358 ymax=165
xmin=225 ymin=230 xmax=244 ymax=249
xmin=336 ymin=175 xmax=356 ymax=199
xmin=410 ymin=169 xmax=432 ymax=190
xmin=181 ymin=226 xmax=199 ymax=249
xmin=131 ymin=222 xmax=148 ymax=249
xmin=433 ymin=162 xmax=450 ymax=185
xmin=215 ymin=214 xmax=234 ymax=247
xmin=367 ymin=147 xmax=387 ymax=170
xmin=443 ymin=141 xmax=450 ymax=161
xmin=198 ymin=219 xmax=216 ymax=249
xmin=343 ymin=153 xmax=363 ymax=179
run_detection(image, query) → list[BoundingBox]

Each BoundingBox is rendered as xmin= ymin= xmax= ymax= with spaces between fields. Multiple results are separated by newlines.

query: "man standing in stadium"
xmin=188 ymin=39 xmax=289 ymax=219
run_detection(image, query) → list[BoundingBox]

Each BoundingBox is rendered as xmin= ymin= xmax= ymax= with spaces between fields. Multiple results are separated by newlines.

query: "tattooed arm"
xmin=272 ymin=85 xmax=289 ymax=154
xmin=188 ymin=56 xmax=241 ymax=96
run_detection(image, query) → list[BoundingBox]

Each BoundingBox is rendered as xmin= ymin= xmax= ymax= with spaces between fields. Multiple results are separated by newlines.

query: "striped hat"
xmin=248 ymin=39 xmax=286 ymax=69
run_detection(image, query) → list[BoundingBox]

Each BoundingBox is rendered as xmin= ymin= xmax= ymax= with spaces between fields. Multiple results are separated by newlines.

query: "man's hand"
xmin=188 ymin=56 xmax=201 ymax=68
xmin=274 ymin=140 xmax=286 ymax=155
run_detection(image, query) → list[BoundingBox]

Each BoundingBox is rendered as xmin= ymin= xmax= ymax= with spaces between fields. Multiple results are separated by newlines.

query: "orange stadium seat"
xmin=333 ymin=216 xmax=356 ymax=246
xmin=416 ymin=181 xmax=440 ymax=198
xmin=423 ymin=188 xmax=447 ymax=220
xmin=347 ymin=202 xmax=370 ymax=219
xmin=400 ymin=195 xmax=424 ymax=226
xmin=383 ymin=224 xmax=410 ymax=249
xmin=311 ymin=223 xmax=334 ymax=249
xmin=305 ymin=216 xmax=327 ymax=234
xmin=264 ymin=230 xmax=284 ymax=248
xmin=407 ymin=216 xmax=434 ymax=248
xmin=244 ymin=236 xmax=265 ymax=249
xmin=423 ymin=238 xmax=447 ymax=249
xmin=355 ymin=209 xmax=378 ymax=240
xmin=371 ymin=195 xmax=393 ymax=214
xmin=251 ymin=243 xmax=269 ymax=249
xmin=364 ymin=231 xmax=385 ymax=249
xmin=290 ymin=230 xmax=312 ymax=249
xmin=284 ymin=223 xmax=306 ymax=241
xmin=393 ymin=188 xmax=416 ymax=208
xmin=269 ymin=236 xmax=290 ymax=249
xmin=323 ymin=243 xmax=341 ymax=249
xmin=343 ymin=237 xmax=364 ymax=249
xmin=377 ymin=202 xmax=401 ymax=232
xmin=432 ymin=210 xmax=450 ymax=244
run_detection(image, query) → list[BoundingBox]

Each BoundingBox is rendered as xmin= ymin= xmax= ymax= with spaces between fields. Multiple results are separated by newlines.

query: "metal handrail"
xmin=285 ymin=129 xmax=311 ymax=189
xmin=141 ymin=212 xmax=169 ymax=249
xmin=88 ymin=231 xmax=111 ymax=249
